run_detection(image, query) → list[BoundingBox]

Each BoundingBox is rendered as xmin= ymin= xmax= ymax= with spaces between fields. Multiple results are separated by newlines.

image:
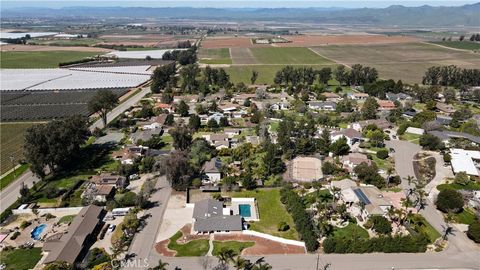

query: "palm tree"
xmin=233 ymin=256 xmax=248 ymax=270
xmin=253 ymin=262 xmax=272 ymax=270
xmin=216 ymin=247 xmax=236 ymax=265
xmin=148 ymin=259 xmax=169 ymax=270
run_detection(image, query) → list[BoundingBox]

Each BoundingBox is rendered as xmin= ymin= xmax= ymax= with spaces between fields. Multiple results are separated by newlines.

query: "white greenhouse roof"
xmin=0 ymin=32 xmax=58 ymax=39
xmin=450 ymin=148 xmax=480 ymax=176
xmin=69 ymin=65 xmax=153 ymax=75
xmin=105 ymin=49 xmax=187 ymax=59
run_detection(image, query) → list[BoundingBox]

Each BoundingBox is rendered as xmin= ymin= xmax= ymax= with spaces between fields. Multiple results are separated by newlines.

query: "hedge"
xmin=323 ymin=234 xmax=429 ymax=253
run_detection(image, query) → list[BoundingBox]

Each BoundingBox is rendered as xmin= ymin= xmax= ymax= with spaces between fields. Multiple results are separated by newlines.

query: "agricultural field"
xmin=429 ymin=41 xmax=480 ymax=51
xmin=28 ymin=38 xmax=102 ymax=47
xmin=0 ymin=122 xmax=38 ymax=174
xmin=198 ymin=48 xmax=232 ymax=64
xmin=0 ymin=51 xmax=101 ymax=68
xmin=230 ymin=47 xmax=260 ymax=64
xmin=312 ymin=42 xmax=480 ymax=83
xmin=250 ymin=47 xmax=334 ymax=65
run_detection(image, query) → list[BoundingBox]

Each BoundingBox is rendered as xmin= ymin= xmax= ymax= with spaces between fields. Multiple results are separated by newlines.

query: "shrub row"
xmin=323 ymin=234 xmax=429 ymax=254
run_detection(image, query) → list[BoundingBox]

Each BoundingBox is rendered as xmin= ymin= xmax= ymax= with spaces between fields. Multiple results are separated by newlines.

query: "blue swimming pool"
xmin=31 ymin=224 xmax=47 ymax=240
xmin=239 ymin=204 xmax=252 ymax=218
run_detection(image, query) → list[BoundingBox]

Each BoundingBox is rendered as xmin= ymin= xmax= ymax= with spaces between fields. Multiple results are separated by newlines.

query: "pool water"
xmin=31 ymin=224 xmax=47 ymax=240
xmin=239 ymin=204 xmax=252 ymax=218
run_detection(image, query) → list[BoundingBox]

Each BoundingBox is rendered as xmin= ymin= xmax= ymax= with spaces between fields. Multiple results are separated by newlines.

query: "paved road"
xmin=90 ymin=87 xmax=151 ymax=131
xmin=0 ymin=170 xmax=39 ymax=213
xmin=124 ymin=176 xmax=171 ymax=270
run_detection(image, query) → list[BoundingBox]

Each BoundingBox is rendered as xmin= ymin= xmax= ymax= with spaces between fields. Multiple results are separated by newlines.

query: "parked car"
xmin=389 ymin=148 xmax=395 ymax=153
xmin=107 ymin=224 xmax=116 ymax=233
xmin=129 ymin=174 xmax=139 ymax=180
xmin=103 ymin=215 xmax=115 ymax=222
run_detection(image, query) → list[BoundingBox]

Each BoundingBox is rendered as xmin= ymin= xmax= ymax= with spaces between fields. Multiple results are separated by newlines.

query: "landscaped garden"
xmin=0 ymin=247 xmax=42 ymax=270
xmin=168 ymin=231 xmax=210 ymax=257
xmin=212 ymin=240 xmax=255 ymax=256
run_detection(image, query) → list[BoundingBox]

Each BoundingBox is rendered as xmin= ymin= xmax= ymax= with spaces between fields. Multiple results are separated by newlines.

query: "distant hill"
xmin=2 ymin=3 xmax=479 ymax=26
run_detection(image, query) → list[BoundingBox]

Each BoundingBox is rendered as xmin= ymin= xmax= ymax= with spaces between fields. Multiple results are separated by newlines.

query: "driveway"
xmin=124 ymin=176 xmax=171 ymax=270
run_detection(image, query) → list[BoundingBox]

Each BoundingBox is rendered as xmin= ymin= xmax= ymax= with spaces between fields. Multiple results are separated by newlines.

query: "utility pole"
xmin=9 ymin=155 xmax=16 ymax=179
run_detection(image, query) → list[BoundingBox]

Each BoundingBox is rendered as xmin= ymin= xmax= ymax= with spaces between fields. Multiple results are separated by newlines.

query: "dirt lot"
xmin=0 ymin=44 xmax=111 ymax=52
xmin=312 ymin=42 xmax=480 ymax=83
xmin=214 ymin=234 xmax=305 ymax=255
xmin=276 ymin=34 xmax=419 ymax=47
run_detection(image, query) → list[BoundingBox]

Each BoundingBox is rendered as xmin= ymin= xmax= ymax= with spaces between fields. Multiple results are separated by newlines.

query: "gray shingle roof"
xmin=193 ymin=199 xmax=224 ymax=219
xmin=193 ymin=215 xmax=243 ymax=232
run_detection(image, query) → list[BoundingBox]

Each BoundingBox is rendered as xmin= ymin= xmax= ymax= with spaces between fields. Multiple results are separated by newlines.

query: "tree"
xmin=454 ymin=171 xmax=470 ymax=185
xmin=436 ymin=189 xmax=464 ymax=213
xmin=376 ymin=149 xmax=389 ymax=159
xmin=467 ymin=219 xmax=480 ymax=243
xmin=169 ymin=124 xmax=192 ymax=151
xmin=232 ymin=256 xmax=248 ymax=270
xmin=207 ymin=118 xmax=219 ymax=130
xmin=148 ymin=259 xmax=169 ymax=270
xmin=368 ymin=216 xmax=392 ymax=235
xmin=419 ymin=134 xmax=444 ymax=150
xmin=443 ymin=88 xmax=456 ymax=103
xmin=150 ymin=63 xmax=177 ymax=93
xmin=329 ymin=137 xmax=350 ymax=156
xmin=318 ymin=128 xmax=331 ymax=155
xmin=188 ymin=114 xmax=201 ymax=131
xmin=334 ymin=65 xmax=349 ymax=86
xmin=162 ymin=151 xmax=192 ymax=190
xmin=361 ymin=97 xmax=379 ymax=120
xmin=176 ymin=100 xmax=189 ymax=117
xmin=219 ymin=117 xmax=229 ymax=127
xmin=88 ymin=89 xmax=118 ymax=127
xmin=354 ymin=162 xmax=386 ymax=188
xmin=216 ymin=247 xmax=236 ymax=265
xmin=318 ymin=67 xmax=332 ymax=85
xmin=251 ymin=70 xmax=259 ymax=84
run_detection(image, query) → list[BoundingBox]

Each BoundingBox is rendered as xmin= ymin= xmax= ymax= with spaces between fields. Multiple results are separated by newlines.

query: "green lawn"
xmin=212 ymin=241 xmax=255 ymax=256
xmin=199 ymin=48 xmax=232 ymax=64
xmin=58 ymin=214 xmax=76 ymax=224
xmin=430 ymin=41 xmax=480 ymax=51
xmin=0 ymin=164 xmax=29 ymax=190
xmin=168 ymin=231 xmax=210 ymax=257
xmin=371 ymin=155 xmax=393 ymax=171
xmin=400 ymin=133 xmax=422 ymax=144
xmin=0 ymin=122 xmax=38 ymax=174
xmin=250 ymin=47 xmax=334 ymax=65
xmin=0 ymin=247 xmax=42 ymax=270
xmin=452 ymin=208 xmax=476 ymax=225
xmin=333 ymin=223 xmax=369 ymax=240
xmin=160 ymin=133 xmax=174 ymax=150
xmin=0 ymin=51 xmax=101 ymax=68
xmin=437 ymin=182 xmax=480 ymax=191
xmin=225 ymin=188 xmax=299 ymax=240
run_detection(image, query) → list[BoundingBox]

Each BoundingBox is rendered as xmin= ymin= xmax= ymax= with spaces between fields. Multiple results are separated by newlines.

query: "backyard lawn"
xmin=225 ymin=188 xmax=299 ymax=240
xmin=0 ymin=51 xmax=101 ymax=68
xmin=168 ymin=231 xmax=210 ymax=257
xmin=0 ymin=247 xmax=42 ymax=270
xmin=333 ymin=223 xmax=369 ymax=240
xmin=212 ymin=240 xmax=255 ymax=256
xmin=58 ymin=214 xmax=76 ymax=224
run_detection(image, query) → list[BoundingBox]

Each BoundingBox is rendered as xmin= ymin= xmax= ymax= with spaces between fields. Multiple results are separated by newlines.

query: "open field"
xmin=0 ymin=122 xmax=38 ymax=174
xmin=312 ymin=42 xmax=480 ymax=83
xmin=230 ymin=47 xmax=259 ymax=64
xmin=0 ymin=247 xmax=42 ymax=270
xmin=429 ymin=41 xmax=480 ymax=51
xmin=29 ymin=38 xmax=103 ymax=47
xmin=0 ymin=44 xmax=111 ymax=52
xmin=250 ymin=47 xmax=334 ymax=65
xmin=198 ymin=48 xmax=232 ymax=64
xmin=276 ymin=34 xmax=419 ymax=47
xmin=0 ymin=51 xmax=101 ymax=68
xmin=202 ymin=36 xmax=268 ymax=49
xmin=99 ymin=34 xmax=196 ymax=47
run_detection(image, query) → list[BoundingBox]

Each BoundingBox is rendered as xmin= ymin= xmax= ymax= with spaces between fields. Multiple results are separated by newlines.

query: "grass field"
xmin=250 ymin=47 xmax=333 ymax=65
xmin=0 ymin=122 xmax=38 ymax=174
xmin=333 ymin=223 xmax=369 ymax=239
xmin=0 ymin=247 xmax=42 ymax=270
xmin=430 ymin=41 xmax=480 ymax=51
xmin=58 ymin=214 xmax=76 ymax=224
xmin=29 ymin=38 xmax=102 ymax=47
xmin=0 ymin=164 xmax=29 ymax=190
xmin=226 ymin=188 xmax=299 ymax=240
xmin=212 ymin=241 xmax=255 ymax=256
xmin=312 ymin=42 xmax=480 ymax=83
xmin=0 ymin=51 xmax=101 ymax=68
xmin=168 ymin=231 xmax=209 ymax=256
xmin=199 ymin=48 xmax=232 ymax=64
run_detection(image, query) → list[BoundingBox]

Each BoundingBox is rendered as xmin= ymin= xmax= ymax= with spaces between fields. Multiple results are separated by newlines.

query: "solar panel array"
xmin=353 ymin=189 xmax=371 ymax=205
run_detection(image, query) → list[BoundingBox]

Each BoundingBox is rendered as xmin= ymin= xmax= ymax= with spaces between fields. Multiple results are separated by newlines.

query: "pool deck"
xmin=231 ymin=198 xmax=259 ymax=221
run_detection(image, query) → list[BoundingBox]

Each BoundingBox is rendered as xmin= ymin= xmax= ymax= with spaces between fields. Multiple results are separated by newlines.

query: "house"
xmin=405 ymin=127 xmax=424 ymax=135
xmin=402 ymin=108 xmax=417 ymax=118
xmin=192 ymin=199 xmax=243 ymax=234
xmin=111 ymin=145 xmax=148 ymax=165
xmin=270 ymin=102 xmax=290 ymax=111
xmin=224 ymin=128 xmax=241 ymax=137
xmin=308 ymin=101 xmax=337 ymax=111
xmin=386 ymin=92 xmax=411 ymax=101
xmin=82 ymin=184 xmax=115 ymax=202
xmin=291 ymin=156 xmax=323 ymax=182
xmin=376 ymin=100 xmax=396 ymax=111
xmin=219 ymin=103 xmax=239 ymax=113
xmin=450 ymin=148 xmax=480 ymax=177
xmin=355 ymin=119 xmax=393 ymax=131
xmin=232 ymin=110 xmax=248 ymax=119
xmin=349 ymin=93 xmax=369 ymax=100
xmin=203 ymin=133 xmax=231 ymax=149
xmin=321 ymin=92 xmax=341 ymax=101
xmin=91 ymin=173 xmax=127 ymax=189
xmin=173 ymin=94 xmax=199 ymax=103
xmin=331 ymin=128 xmax=362 ymax=146
xmin=341 ymin=153 xmax=372 ymax=172
xmin=202 ymin=158 xmax=222 ymax=183
xmin=232 ymin=93 xmax=256 ymax=104
xmin=43 ymin=205 xmax=105 ymax=265
xmin=155 ymin=103 xmax=174 ymax=113
xmin=428 ymin=130 xmax=480 ymax=146
xmin=207 ymin=112 xmax=225 ymax=124
xmin=436 ymin=102 xmax=455 ymax=114
xmin=138 ymin=114 xmax=168 ymax=130
xmin=436 ymin=115 xmax=453 ymax=126
xmin=342 ymin=186 xmax=392 ymax=218
xmin=130 ymin=128 xmax=162 ymax=144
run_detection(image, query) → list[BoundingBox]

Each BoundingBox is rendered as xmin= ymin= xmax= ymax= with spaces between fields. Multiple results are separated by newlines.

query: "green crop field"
xmin=250 ymin=47 xmax=334 ymax=65
xmin=312 ymin=42 xmax=480 ymax=83
xmin=0 ymin=122 xmax=39 ymax=174
xmin=430 ymin=41 xmax=480 ymax=51
xmin=0 ymin=51 xmax=101 ymax=68
xmin=199 ymin=48 xmax=232 ymax=64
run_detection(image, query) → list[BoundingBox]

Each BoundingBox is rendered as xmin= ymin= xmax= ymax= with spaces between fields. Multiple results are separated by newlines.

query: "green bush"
xmin=467 ymin=219 xmax=480 ymax=243
xmin=368 ymin=216 xmax=392 ymax=235
xmin=277 ymin=221 xmax=290 ymax=232
xmin=10 ymin=231 xmax=20 ymax=240
xmin=436 ymin=189 xmax=464 ymax=213
xmin=323 ymin=234 xmax=429 ymax=253
xmin=376 ymin=149 xmax=389 ymax=159
xmin=20 ymin=220 xmax=32 ymax=229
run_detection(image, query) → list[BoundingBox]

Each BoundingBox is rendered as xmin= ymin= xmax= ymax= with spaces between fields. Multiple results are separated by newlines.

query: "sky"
xmin=2 ymin=0 xmax=478 ymax=9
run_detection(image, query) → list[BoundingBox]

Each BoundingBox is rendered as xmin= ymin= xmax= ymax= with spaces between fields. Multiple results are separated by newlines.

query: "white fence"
xmin=243 ymin=230 xmax=306 ymax=248
xmin=12 ymin=207 xmax=83 ymax=216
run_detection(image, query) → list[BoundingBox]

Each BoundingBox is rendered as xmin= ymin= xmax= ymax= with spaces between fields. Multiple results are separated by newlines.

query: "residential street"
xmin=90 ymin=87 xmax=151 ymax=131
xmin=0 ymin=170 xmax=39 ymax=213
xmin=124 ymin=176 xmax=171 ymax=270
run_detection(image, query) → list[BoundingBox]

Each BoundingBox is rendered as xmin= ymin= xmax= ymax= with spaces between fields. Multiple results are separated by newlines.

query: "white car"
xmin=107 ymin=224 xmax=116 ymax=233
